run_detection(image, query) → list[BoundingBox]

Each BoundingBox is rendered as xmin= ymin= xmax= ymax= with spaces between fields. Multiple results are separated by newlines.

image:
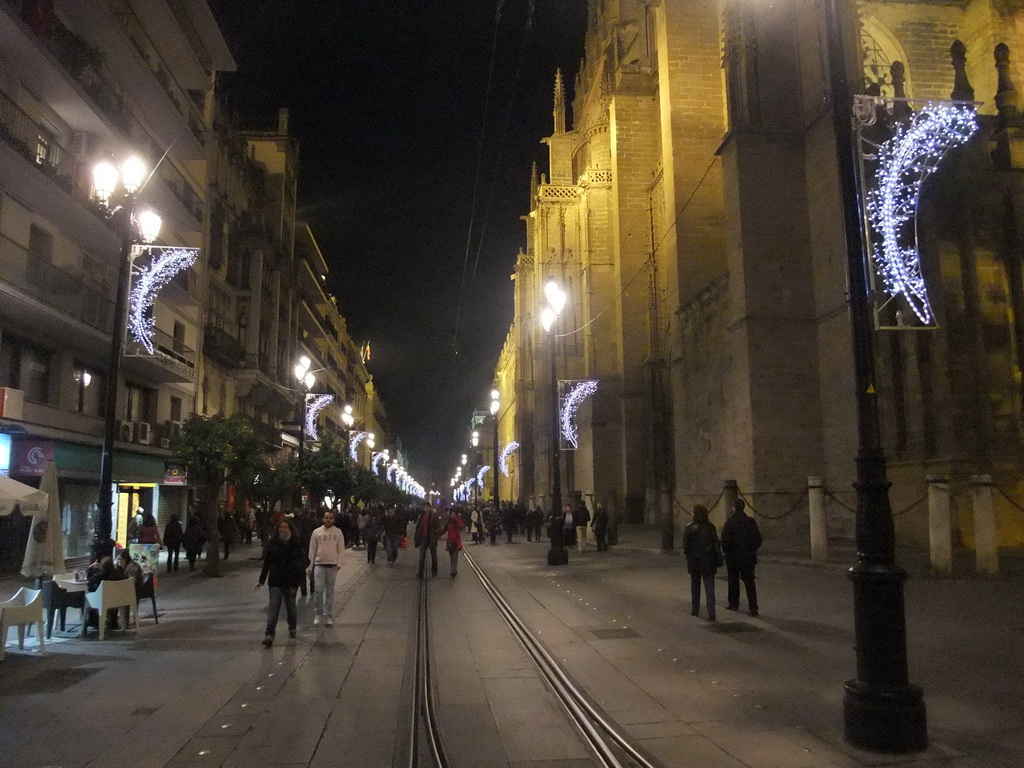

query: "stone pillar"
xmin=719 ymin=479 xmax=738 ymax=530
xmin=660 ymin=483 xmax=673 ymax=551
xmin=970 ymin=474 xmax=999 ymax=574
xmin=808 ymin=476 xmax=828 ymax=562
xmin=927 ymin=475 xmax=951 ymax=573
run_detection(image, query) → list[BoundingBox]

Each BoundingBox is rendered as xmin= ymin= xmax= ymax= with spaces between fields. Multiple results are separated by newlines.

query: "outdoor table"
xmin=51 ymin=576 xmax=88 ymax=636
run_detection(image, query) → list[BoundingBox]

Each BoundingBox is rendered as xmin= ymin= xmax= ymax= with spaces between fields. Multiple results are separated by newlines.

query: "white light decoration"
xmin=349 ymin=431 xmax=368 ymax=461
xmin=304 ymin=394 xmax=334 ymax=441
xmin=477 ymin=465 xmax=490 ymax=487
xmin=560 ymin=380 xmax=599 ymax=449
xmin=865 ymin=101 xmax=977 ymax=324
xmin=387 ymin=462 xmax=398 ymax=483
xmin=128 ymin=247 xmax=198 ymax=353
xmin=499 ymin=441 xmax=519 ymax=477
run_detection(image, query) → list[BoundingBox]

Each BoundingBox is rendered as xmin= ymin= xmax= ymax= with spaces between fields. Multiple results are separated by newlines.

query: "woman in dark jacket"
xmin=183 ymin=514 xmax=205 ymax=570
xmin=255 ymin=518 xmax=305 ymax=647
xmin=682 ymin=504 xmax=722 ymax=621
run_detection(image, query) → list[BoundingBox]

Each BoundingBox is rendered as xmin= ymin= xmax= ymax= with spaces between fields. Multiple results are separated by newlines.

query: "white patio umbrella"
xmin=0 ymin=475 xmax=46 ymax=517
xmin=21 ymin=461 xmax=65 ymax=578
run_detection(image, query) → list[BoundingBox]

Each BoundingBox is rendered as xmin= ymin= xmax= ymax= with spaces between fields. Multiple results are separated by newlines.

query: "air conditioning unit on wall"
xmin=158 ymin=437 xmax=171 ymax=449
xmin=0 ymin=388 xmax=24 ymax=420
xmin=136 ymin=421 xmax=152 ymax=445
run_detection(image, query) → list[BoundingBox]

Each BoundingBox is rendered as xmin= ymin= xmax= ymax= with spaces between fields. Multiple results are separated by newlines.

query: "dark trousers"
xmin=690 ymin=572 xmax=716 ymax=619
xmin=594 ymin=529 xmax=607 ymax=551
xmin=726 ymin=563 xmax=758 ymax=612
xmin=416 ymin=540 xmax=438 ymax=576
xmin=265 ymin=586 xmax=297 ymax=637
xmin=186 ymin=548 xmax=200 ymax=570
xmin=366 ymin=539 xmax=379 ymax=563
xmin=223 ymin=539 xmax=231 ymax=559
xmin=384 ymin=534 xmax=399 ymax=563
xmin=166 ymin=544 xmax=180 ymax=572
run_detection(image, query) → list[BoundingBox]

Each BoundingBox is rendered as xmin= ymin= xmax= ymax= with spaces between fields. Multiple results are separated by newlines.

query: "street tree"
xmin=171 ymin=413 xmax=264 ymax=576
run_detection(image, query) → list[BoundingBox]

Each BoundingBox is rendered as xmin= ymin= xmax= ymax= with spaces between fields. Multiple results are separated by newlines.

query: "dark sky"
xmin=207 ymin=1 xmax=588 ymax=487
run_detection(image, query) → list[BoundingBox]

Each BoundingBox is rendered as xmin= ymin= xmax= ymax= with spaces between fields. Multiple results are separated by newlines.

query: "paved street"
xmin=0 ymin=527 xmax=1021 ymax=768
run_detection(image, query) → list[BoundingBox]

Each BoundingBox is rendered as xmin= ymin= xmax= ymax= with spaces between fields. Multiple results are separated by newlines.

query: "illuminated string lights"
xmin=560 ymin=380 xmax=599 ymax=449
xmin=128 ymin=247 xmax=198 ymax=353
xmin=476 ymin=465 xmax=490 ymax=487
xmin=371 ymin=450 xmax=388 ymax=474
xmin=498 ymin=441 xmax=519 ymax=477
xmin=387 ymin=462 xmax=398 ymax=483
xmin=304 ymin=395 xmax=334 ymax=441
xmin=349 ymin=431 xmax=368 ymax=462
xmin=865 ymin=102 xmax=977 ymax=324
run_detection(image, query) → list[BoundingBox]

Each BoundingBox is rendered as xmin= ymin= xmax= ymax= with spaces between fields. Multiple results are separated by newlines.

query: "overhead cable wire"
xmin=452 ymin=0 xmax=507 ymax=358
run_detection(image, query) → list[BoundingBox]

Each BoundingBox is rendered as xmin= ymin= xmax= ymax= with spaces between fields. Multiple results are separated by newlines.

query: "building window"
xmin=72 ymin=364 xmax=103 ymax=417
xmin=0 ymin=333 xmax=51 ymax=403
xmin=28 ymin=224 xmax=54 ymax=263
xmin=170 ymin=396 xmax=182 ymax=422
xmin=173 ymin=320 xmax=186 ymax=354
xmin=125 ymin=383 xmax=155 ymax=423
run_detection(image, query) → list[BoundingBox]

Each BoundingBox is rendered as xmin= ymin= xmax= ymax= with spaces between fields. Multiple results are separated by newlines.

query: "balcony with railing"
xmin=0 ymin=87 xmax=75 ymax=193
xmin=204 ymin=323 xmax=246 ymax=369
xmin=0 ymin=232 xmax=114 ymax=333
xmin=124 ymin=326 xmax=195 ymax=383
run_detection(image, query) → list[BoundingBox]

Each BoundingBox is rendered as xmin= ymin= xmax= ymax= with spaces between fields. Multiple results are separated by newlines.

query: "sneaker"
xmin=313 ymin=615 xmax=322 ymax=626
xmin=324 ymin=617 xmax=334 ymax=626
xmin=262 ymin=635 xmax=273 ymax=647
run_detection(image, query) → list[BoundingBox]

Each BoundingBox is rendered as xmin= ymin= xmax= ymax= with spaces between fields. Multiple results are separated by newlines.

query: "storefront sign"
xmin=163 ymin=463 xmax=187 ymax=486
xmin=13 ymin=439 xmax=54 ymax=476
xmin=0 ymin=434 xmax=10 ymax=476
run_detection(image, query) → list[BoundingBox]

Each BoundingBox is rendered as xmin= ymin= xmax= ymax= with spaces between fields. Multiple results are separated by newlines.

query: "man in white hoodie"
xmin=308 ymin=509 xmax=346 ymax=626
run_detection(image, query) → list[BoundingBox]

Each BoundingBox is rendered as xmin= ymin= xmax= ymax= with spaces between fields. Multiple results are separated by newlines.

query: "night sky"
xmin=207 ymin=0 xmax=587 ymax=487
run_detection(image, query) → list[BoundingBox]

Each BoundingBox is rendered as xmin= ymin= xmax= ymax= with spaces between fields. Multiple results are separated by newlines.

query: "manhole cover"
xmin=591 ymin=627 xmax=640 ymax=640
xmin=708 ymin=622 xmax=756 ymax=633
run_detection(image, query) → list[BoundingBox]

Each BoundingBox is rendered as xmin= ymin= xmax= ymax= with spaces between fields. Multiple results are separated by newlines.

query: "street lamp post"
xmin=293 ymin=357 xmax=316 ymax=505
xmin=540 ymin=277 xmax=567 ymax=566
xmin=490 ymin=390 xmax=500 ymax=511
xmin=341 ymin=404 xmax=355 ymax=458
xmin=821 ymin=0 xmax=927 ymax=752
xmin=91 ymin=156 xmax=161 ymax=561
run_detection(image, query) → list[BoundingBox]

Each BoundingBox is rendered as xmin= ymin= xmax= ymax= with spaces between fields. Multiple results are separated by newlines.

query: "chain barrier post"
xmin=927 ymin=475 xmax=951 ymax=573
xmin=970 ymin=474 xmax=998 ymax=575
xmin=720 ymin=479 xmax=738 ymax=530
xmin=808 ymin=476 xmax=828 ymax=562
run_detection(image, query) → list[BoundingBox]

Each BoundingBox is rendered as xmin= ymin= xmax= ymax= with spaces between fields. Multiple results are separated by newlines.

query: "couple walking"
xmin=256 ymin=509 xmax=345 ymax=646
xmin=415 ymin=504 xmax=464 ymax=578
xmin=683 ymin=499 xmax=762 ymax=621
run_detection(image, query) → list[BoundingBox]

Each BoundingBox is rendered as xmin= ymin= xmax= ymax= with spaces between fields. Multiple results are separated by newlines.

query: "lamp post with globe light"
xmin=91 ymin=156 xmax=162 ymax=561
xmin=490 ymin=389 xmax=500 ymax=509
xmin=293 ymin=357 xmax=316 ymax=487
xmin=540 ymin=277 xmax=567 ymax=566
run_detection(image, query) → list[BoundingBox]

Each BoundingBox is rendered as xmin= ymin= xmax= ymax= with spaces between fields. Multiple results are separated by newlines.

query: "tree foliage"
xmin=171 ymin=413 xmax=265 ymax=576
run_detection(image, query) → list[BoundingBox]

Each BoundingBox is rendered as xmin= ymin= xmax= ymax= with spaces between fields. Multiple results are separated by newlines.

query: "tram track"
xmin=405 ymin=548 xmax=661 ymax=768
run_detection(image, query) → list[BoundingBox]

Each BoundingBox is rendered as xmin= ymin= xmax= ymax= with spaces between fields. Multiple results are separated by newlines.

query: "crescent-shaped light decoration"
xmin=304 ymin=395 xmax=334 ymax=442
xmin=560 ymin=380 xmax=599 ymax=449
xmin=371 ymin=451 xmax=387 ymax=474
xmin=476 ymin=465 xmax=490 ymax=487
xmin=349 ymin=431 xmax=368 ymax=462
xmin=498 ymin=441 xmax=519 ymax=477
xmin=128 ymin=247 xmax=198 ymax=353
xmin=386 ymin=463 xmax=398 ymax=483
xmin=866 ymin=103 xmax=977 ymax=324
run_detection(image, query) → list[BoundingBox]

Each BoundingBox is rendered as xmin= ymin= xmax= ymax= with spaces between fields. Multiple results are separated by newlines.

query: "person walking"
xmin=137 ymin=511 xmax=161 ymax=546
xmin=443 ymin=507 xmax=465 ymax=577
xmin=414 ymin=503 xmax=442 ymax=578
xmin=592 ymin=504 xmax=609 ymax=551
xmin=364 ymin=510 xmax=383 ymax=565
xmin=502 ymin=502 xmax=516 ymax=544
xmin=308 ymin=510 xmax=345 ymax=626
xmin=256 ymin=518 xmax=305 ymax=647
xmin=294 ymin=508 xmax=318 ymax=597
xmin=485 ymin=504 xmax=501 ymax=545
xmin=218 ymin=508 xmax=238 ymax=560
xmin=470 ymin=507 xmax=481 ymax=544
xmin=721 ymin=498 xmax=763 ymax=616
xmin=163 ymin=513 xmax=184 ymax=572
xmin=382 ymin=506 xmax=405 ymax=565
xmin=574 ymin=500 xmax=591 ymax=553
xmin=183 ymin=513 xmax=205 ymax=570
xmin=682 ymin=504 xmax=722 ymax=621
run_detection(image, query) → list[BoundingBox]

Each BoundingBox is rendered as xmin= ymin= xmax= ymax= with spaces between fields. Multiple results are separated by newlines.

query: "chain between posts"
xmin=737 ymin=488 xmax=808 ymax=520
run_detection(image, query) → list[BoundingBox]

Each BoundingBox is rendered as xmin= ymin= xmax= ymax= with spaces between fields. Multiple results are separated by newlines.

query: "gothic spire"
xmin=553 ymin=69 xmax=566 ymax=135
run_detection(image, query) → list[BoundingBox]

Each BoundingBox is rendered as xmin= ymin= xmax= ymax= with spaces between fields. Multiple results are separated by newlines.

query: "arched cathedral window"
xmin=861 ymin=17 xmax=912 ymax=97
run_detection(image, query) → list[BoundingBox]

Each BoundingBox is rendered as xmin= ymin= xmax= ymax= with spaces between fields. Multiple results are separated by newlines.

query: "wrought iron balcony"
xmin=0 ymin=88 xmax=74 ymax=192
xmin=203 ymin=324 xmax=246 ymax=368
xmin=124 ymin=326 xmax=196 ymax=383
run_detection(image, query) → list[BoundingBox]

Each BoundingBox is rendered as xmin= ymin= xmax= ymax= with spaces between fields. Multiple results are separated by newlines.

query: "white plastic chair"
xmin=84 ymin=579 xmax=137 ymax=640
xmin=0 ymin=588 xmax=44 ymax=660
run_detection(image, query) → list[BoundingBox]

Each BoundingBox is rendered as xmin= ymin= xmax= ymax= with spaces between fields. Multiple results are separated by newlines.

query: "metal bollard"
xmin=970 ymin=475 xmax=999 ymax=575
xmin=927 ymin=475 xmax=951 ymax=572
xmin=808 ymin=476 xmax=827 ymax=562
